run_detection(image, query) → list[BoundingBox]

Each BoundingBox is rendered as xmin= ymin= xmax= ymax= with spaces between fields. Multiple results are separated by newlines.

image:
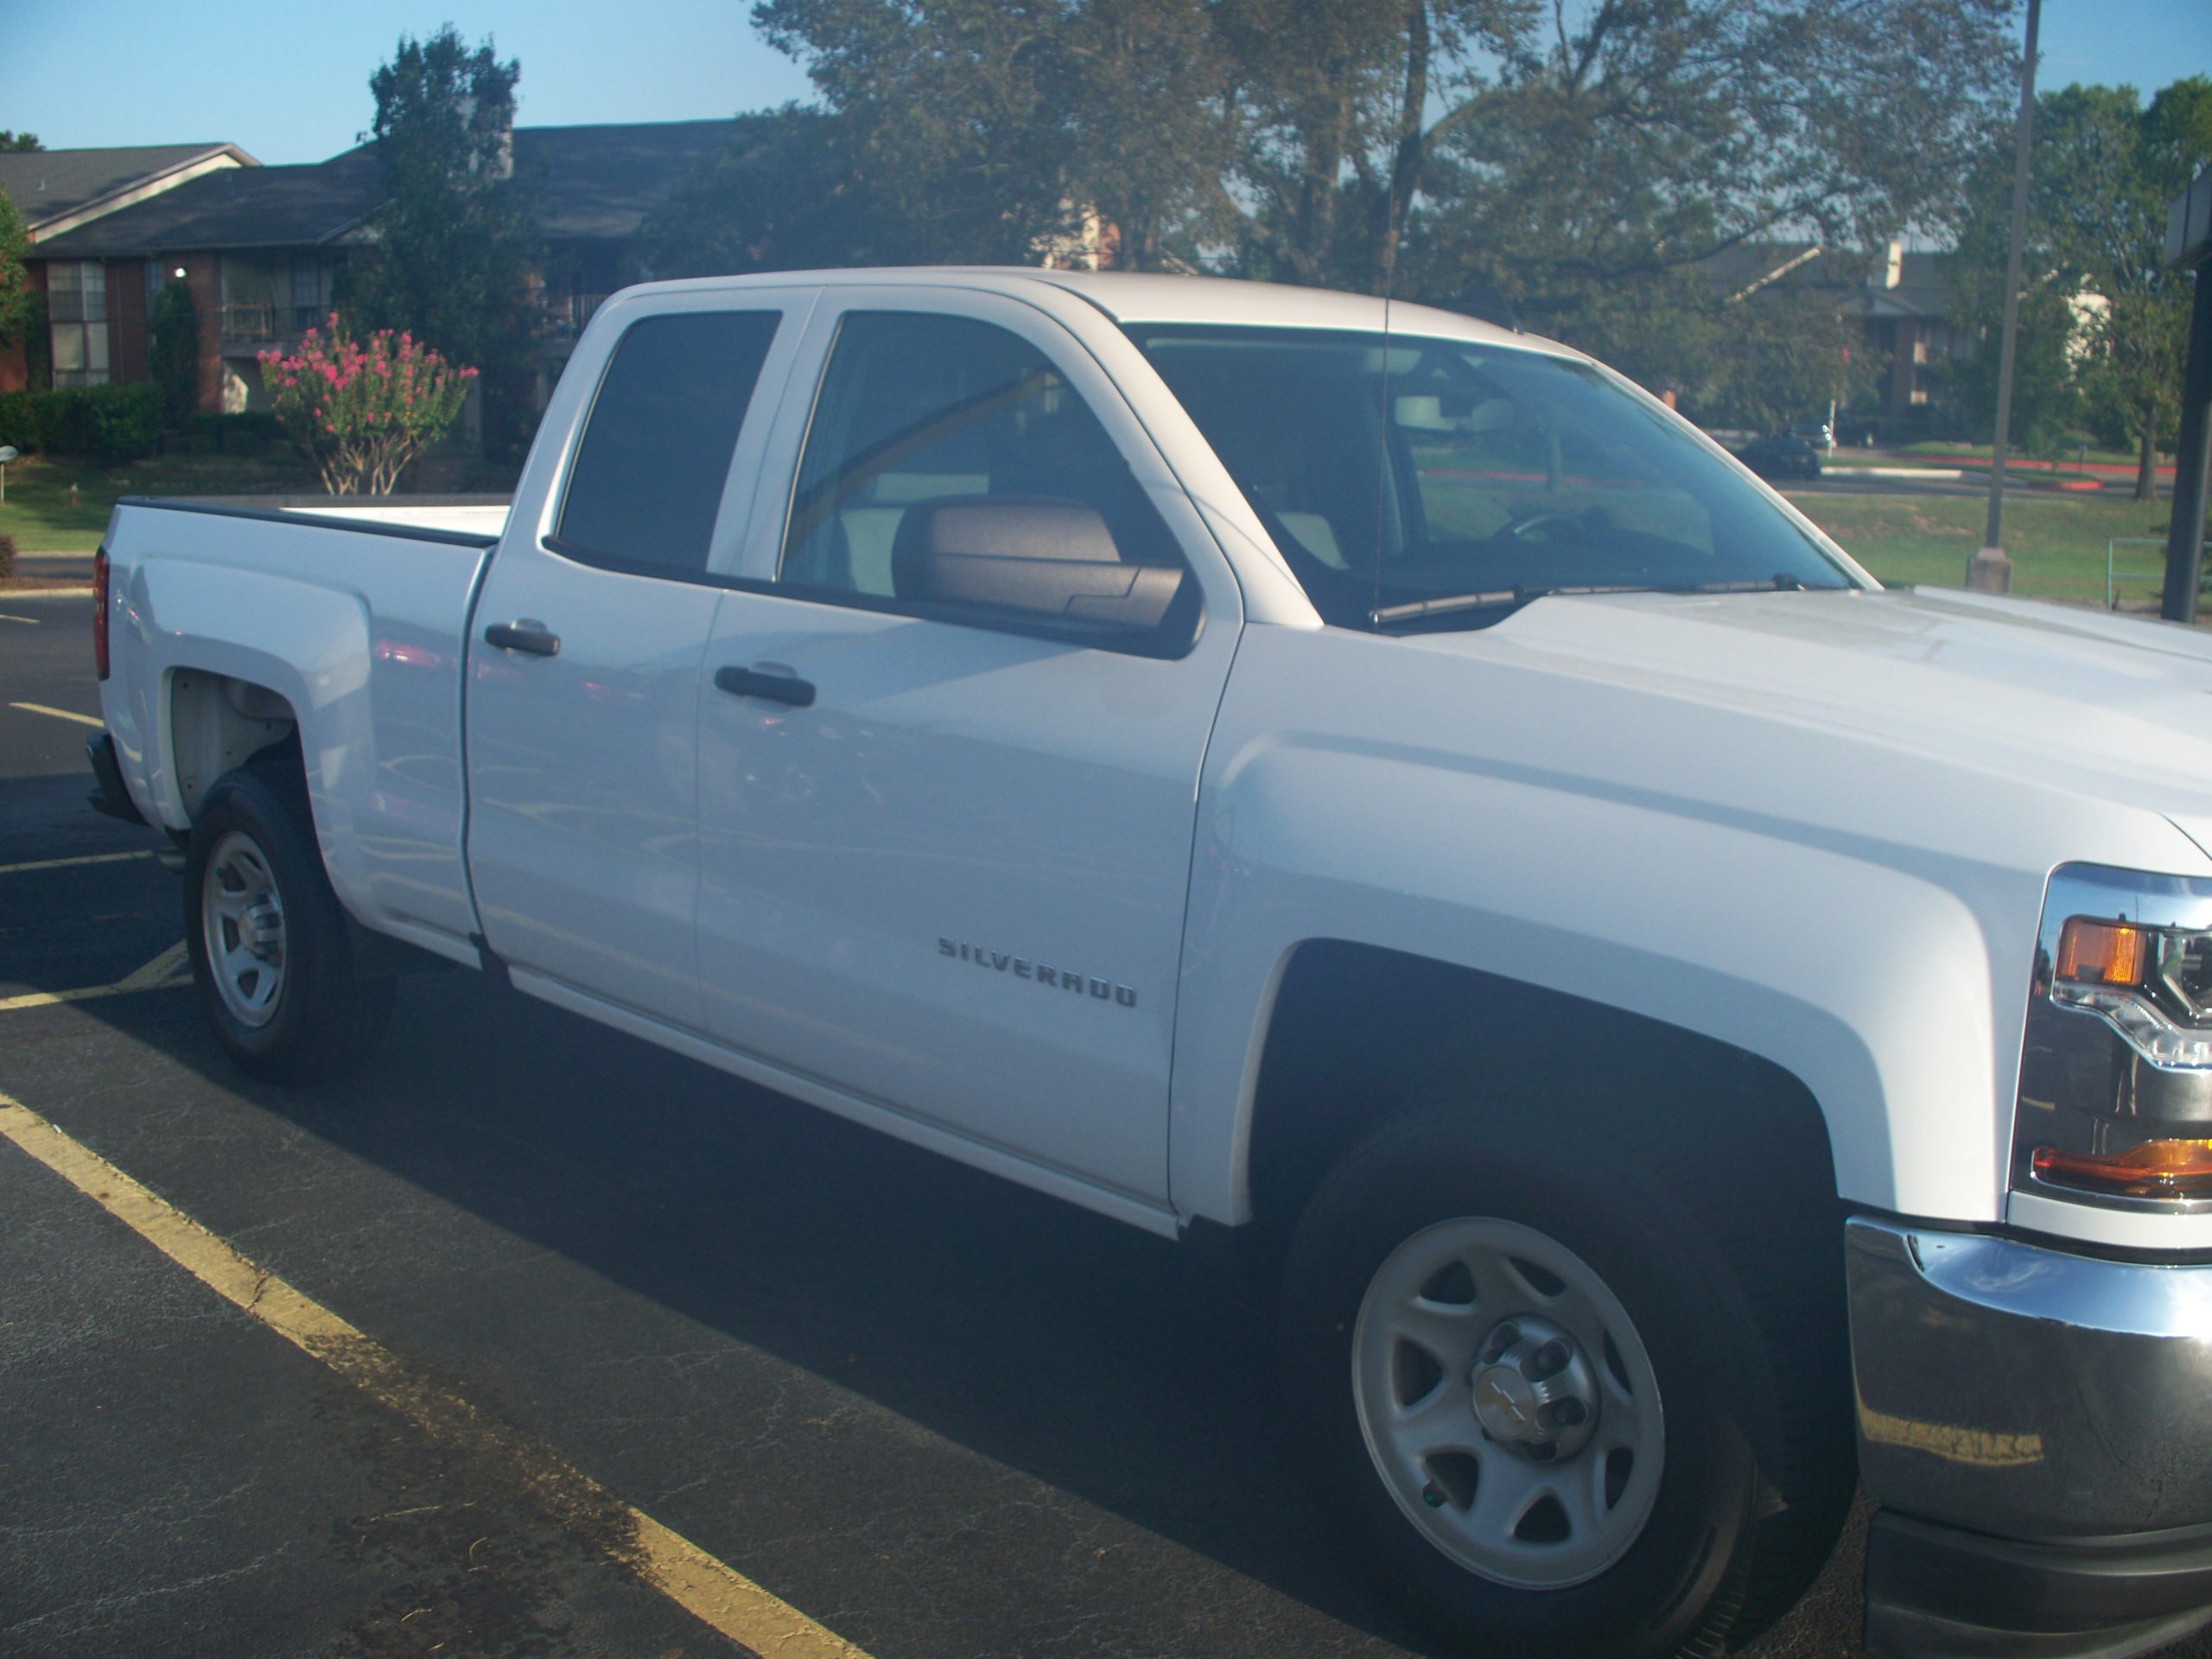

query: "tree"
xmin=1949 ymin=77 xmax=2212 ymax=496
xmin=753 ymin=0 xmax=1091 ymax=264
xmin=0 ymin=185 xmax=35 ymax=355
xmin=0 ymin=132 xmax=41 ymax=153
xmin=149 ymin=280 xmax=200 ymax=428
xmin=643 ymin=106 xmax=896 ymax=276
xmin=343 ymin=27 xmax=538 ymax=459
xmin=755 ymin=0 xmax=2016 ymax=300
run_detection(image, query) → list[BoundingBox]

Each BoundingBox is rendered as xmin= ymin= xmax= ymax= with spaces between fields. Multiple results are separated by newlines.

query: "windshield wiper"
xmin=1370 ymin=582 xmax=1650 ymax=627
xmin=1368 ymin=572 xmax=1824 ymax=628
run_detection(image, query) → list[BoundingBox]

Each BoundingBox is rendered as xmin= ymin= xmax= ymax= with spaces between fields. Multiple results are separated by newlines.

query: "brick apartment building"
xmin=0 ymin=143 xmax=256 ymax=396
xmin=1 ymin=122 xmax=733 ymax=416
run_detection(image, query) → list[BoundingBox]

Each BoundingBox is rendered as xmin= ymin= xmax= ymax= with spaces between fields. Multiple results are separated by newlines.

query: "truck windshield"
xmin=1128 ymin=325 xmax=1854 ymax=632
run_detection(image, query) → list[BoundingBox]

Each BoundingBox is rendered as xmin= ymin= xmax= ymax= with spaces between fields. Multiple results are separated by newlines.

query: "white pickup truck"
xmin=88 ymin=269 xmax=2212 ymax=1659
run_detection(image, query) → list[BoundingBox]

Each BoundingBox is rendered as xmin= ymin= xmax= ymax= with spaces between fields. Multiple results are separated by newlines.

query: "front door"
xmin=695 ymin=292 xmax=1241 ymax=1201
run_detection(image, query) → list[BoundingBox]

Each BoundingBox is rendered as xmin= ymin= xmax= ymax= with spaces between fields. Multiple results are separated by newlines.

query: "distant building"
xmin=1708 ymin=241 xmax=1977 ymax=423
xmin=0 ymin=143 xmax=257 ymax=394
xmin=5 ymin=122 xmax=734 ymax=416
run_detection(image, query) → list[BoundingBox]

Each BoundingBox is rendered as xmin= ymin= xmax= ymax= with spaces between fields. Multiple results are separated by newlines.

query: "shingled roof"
xmin=29 ymin=121 xmax=736 ymax=258
xmin=34 ymin=149 xmax=382 ymax=257
xmin=0 ymin=143 xmax=256 ymax=237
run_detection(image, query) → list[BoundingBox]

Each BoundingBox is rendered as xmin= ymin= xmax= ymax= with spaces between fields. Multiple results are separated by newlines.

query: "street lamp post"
xmin=1968 ymin=0 xmax=2042 ymax=594
xmin=2159 ymin=169 xmax=2212 ymax=624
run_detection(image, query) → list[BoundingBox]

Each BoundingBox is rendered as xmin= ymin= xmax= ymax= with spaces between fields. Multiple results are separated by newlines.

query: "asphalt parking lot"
xmin=1 ymin=584 xmax=2201 ymax=1659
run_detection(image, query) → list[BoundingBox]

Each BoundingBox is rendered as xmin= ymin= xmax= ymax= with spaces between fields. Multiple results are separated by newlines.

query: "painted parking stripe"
xmin=0 ymin=849 xmax=155 ymax=876
xmin=7 ymin=702 xmax=102 ymax=728
xmin=0 ymin=1093 xmax=872 ymax=1659
xmin=0 ymin=613 xmax=40 ymax=625
xmin=0 ymin=941 xmax=192 ymax=1014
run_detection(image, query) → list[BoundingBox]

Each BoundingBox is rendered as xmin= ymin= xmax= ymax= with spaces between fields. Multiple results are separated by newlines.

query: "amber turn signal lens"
xmin=2055 ymin=918 xmax=2146 ymax=987
xmin=2033 ymin=1139 xmax=2212 ymax=1200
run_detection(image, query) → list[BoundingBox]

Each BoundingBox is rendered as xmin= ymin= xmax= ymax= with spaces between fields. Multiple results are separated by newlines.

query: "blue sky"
xmin=0 ymin=0 xmax=2205 ymax=165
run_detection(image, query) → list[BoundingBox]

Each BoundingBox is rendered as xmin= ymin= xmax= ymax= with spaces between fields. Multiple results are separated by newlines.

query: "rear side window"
xmin=556 ymin=309 xmax=781 ymax=575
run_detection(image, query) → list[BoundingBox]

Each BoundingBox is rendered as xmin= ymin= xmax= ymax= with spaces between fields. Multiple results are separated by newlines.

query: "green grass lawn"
xmin=0 ymin=452 xmax=320 ymax=552
xmin=1786 ymin=490 xmax=2188 ymax=610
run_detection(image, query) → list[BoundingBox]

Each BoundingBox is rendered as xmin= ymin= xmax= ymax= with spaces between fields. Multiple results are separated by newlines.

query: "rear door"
xmin=466 ymin=289 xmax=810 ymax=1029
xmin=692 ymin=287 xmax=1243 ymax=1202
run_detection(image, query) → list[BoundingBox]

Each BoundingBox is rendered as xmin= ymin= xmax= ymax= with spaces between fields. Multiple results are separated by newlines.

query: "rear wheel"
xmin=1280 ymin=1101 xmax=1851 ymax=1658
xmin=184 ymin=759 xmax=393 ymax=1083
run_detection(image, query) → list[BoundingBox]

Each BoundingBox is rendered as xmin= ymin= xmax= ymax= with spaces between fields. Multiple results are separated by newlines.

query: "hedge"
xmin=186 ymin=411 xmax=285 ymax=457
xmin=0 ymin=384 xmax=164 ymax=461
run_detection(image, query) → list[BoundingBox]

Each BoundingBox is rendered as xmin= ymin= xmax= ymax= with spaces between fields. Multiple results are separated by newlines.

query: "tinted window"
xmin=557 ymin=310 xmax=781 ymax=575
xmin=781 ymin=312 xmax=1185 ymax=627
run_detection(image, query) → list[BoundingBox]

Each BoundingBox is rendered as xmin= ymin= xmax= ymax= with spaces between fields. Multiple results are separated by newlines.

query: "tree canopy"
xmin=715 ymin=0 xmax=2019 ymax=422
xmin=343 ymin=26 xmax=537 ymax=455
xmin=1948 ymin=75 xmax=2212 ymax=494
xmin=0 ymin=186 xmax=35 ymax=353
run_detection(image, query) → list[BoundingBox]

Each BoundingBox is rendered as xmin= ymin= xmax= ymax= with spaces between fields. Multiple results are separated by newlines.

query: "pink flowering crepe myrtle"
xmin=259 ymin=315 xmax=478 ymax=494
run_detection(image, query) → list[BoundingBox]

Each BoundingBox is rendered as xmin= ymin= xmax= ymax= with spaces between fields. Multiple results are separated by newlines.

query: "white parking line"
xmin=0 ymin=613 xmax=40 ymax=625
xmin=0 ymin=1094 xmax=872 ymax=1659
xmin=7 ymin=702 xmax=102 ymax=728
xmin=0 ymin=941 xmax=191 ymax=1014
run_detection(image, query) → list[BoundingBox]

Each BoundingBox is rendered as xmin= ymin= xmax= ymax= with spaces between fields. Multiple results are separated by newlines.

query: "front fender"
xmin=1168 ymin=625 xmax=2209 ymax=1227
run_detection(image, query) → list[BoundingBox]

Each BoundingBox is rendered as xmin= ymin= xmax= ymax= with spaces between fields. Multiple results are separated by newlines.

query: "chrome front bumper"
xmin=1847 ymin=1217 xmax=2212 ymax=1657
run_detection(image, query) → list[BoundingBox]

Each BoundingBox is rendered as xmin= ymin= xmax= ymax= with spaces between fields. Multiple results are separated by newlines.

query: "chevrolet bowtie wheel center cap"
xmin=1470 ymin=1316 xmax=1601 ymax=1462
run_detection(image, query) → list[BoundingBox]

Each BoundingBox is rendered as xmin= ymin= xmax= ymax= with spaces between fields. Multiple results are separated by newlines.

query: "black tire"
xmin=1280 ymin=1100 xmax=1852 ymax=1659
xmin=183 ymin=756 xmax=395 ymax=1084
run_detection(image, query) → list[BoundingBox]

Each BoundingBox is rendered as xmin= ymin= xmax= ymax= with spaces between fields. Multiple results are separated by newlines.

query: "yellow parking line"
xmin=0 ymin=941 xmax=192 ymax=1014
xmin=0 ymin=849 xmax=155 ymax=876
xmin=7 ymin=702 xmax=102 ymax=728
xmin=0 ymin=1094 xmax=871 ymax=1659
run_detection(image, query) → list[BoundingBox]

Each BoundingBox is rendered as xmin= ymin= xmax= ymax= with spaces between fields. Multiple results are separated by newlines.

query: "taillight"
xmin=93 ymin=547 xmax=110 ymax=681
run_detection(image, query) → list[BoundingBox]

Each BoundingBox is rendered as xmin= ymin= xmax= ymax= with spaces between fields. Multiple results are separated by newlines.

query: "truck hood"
xmin=1433 ymin=585 xmax=2212 ymax=862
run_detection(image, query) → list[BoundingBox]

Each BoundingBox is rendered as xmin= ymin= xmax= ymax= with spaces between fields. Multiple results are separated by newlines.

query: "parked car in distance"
xmin=1788 ymin=418 xmax=1834 ymax=449
xmin=1736 ymin=434 xmax=1822 ymax=480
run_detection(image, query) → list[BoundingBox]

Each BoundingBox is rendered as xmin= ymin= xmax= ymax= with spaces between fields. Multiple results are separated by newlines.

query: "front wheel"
xmin=184 ymin=760 xmax=394 ymax=1083
xmin=1280 ymin=1103 xmax=1851 ymax=1658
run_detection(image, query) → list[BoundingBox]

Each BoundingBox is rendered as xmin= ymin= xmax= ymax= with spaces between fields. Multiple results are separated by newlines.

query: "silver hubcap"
xmin=1351 ymin=1217 xmax=1664 ymax=1589
xmin=201 ymin=830 xmax=287 ymax=1027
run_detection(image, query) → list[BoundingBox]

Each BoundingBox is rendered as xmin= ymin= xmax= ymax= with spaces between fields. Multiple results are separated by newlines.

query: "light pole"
xmin=1968 ymin=0 xmax=2042 ymax=594
xmin=2159 ymin=168 xmax=2212 ymax=623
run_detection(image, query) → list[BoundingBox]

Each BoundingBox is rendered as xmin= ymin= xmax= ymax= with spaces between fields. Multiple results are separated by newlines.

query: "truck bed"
xmin=99 ymin=496 xmax=502 ymax=966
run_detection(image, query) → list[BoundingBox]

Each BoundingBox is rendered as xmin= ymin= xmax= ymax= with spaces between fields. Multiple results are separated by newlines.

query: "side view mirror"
xmin=892 ymin=495 xmax=1185 ymax=632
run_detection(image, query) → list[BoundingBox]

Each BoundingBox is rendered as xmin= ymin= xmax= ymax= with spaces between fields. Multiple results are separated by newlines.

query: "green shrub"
xmin=149 ymin=283 xmax=199 ymax=430
xmin=0 ymin=384 xmax=163 ymax=460
xmin=185 ymin=410 xmax=286 ymax=456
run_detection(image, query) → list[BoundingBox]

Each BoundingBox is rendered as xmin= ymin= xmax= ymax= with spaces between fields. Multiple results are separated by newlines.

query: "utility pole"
xmin=1968 ymin=0 xmax=2041 ymax=594
xmin=2160 ymin=168 xmax=2212 ymax=623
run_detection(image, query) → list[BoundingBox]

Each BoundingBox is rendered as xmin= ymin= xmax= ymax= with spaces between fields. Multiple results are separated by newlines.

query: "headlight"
xmin=2016 ymin=864 xmax=2212 ymax=1209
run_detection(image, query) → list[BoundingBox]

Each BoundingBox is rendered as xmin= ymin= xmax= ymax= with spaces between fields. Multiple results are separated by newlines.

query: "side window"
xmin=779 ymin=312 xmax=1193 ymax=645
xmin=556 ymin=309 xmax=781 ymax=576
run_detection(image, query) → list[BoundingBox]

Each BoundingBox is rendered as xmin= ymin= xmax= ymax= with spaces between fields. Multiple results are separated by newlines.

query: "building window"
xmin=49 ymin=262 xmax=111 ymax=389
